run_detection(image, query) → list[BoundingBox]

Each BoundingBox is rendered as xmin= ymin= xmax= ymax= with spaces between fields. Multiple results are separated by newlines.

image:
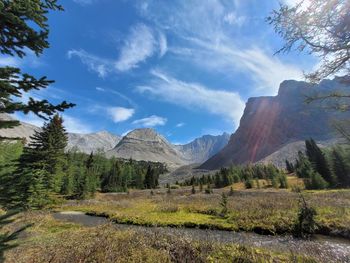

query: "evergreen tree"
xmin=305 ymin=171 xmax=328 ymax=190
xmin=60 ymin=173 xmax=74 ymax=196
xmin=219 ymin=193 xmax=228 ymax=217
xmin=191 ymin=184 xmax=196 ymax=194
xmin=278 ymin=174 xmax=289 ymax=189
xmin=205 ymin=184 xmax=213 ymax=194
xmin=72 ymin=163 xmax=87 ymax=199
xmin=84 ymin=152 xmax=99 ymax=197
xmin=0 ymin=0 xmax=74 ymax=134
xmin=102 ymin=160 xmax=121 ymax=192
xmin=331 ymin=147 xmax=350 ymax=188
xmin=305 ymin=139 xmax=334 ymax=185
xmin=144 ymin=165 xmax=154 ymax=189
xmin=167 ymin=184 xmax=171 ymax=194
xmin=134 ymin=166 xmax=144 ymax=189
xmin=214 ymin=173 xmax=221 ymax=188
xmin=293 ymin=194 xmax=317 ymax=238
xmin=220 ymin=168 xmax=231 ymax=186
xmin=295 ymin=152 xmax=314 ymax=179
xmin=245 ymin=179 xmax=253 ymax=189
xmin=285 ymin=160 xmax=294 ymax=173
xmin=3 ymin=115 xmax=68 ymax=208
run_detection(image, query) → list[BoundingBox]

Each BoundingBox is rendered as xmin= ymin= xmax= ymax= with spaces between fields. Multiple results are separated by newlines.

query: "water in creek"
xmin=53 ymin=211 xmax=350 ymax=262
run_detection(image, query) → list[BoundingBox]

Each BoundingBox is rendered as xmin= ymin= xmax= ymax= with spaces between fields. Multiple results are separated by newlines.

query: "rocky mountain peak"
xmin=123 ymin=128 xmax=166 ymax=142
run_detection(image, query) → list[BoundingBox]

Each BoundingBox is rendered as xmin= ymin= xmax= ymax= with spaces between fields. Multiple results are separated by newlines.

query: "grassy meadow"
xmin=2 ymin=176 xmax=350 ymax=262
xmin=3 ymin=211 xmax=319 ymax=263
xmin=57 ymin=178 xmax=350 ymax=238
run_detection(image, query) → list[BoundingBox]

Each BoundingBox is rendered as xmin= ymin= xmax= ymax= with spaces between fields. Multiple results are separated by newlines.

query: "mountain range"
xmin=1 ymin=77 xmax=348 ymax=171
xmin=0 ymin=114 xmax=229 ymax=166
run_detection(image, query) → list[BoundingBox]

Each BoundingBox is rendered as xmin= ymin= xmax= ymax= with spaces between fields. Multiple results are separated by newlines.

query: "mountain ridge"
xmin=200 ymin=77 xmax=350 ymax=170
xmin=0 ymin=115 xmax=229 ymax=166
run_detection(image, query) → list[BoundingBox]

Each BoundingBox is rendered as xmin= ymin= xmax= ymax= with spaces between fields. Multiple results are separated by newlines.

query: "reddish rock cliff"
xmin=200 ymin=78 xmax=350 ymax=169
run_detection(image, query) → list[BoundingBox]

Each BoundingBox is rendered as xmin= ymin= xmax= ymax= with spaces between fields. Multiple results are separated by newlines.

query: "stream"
xmin=53 ymin=211 xmax=350 ymax=262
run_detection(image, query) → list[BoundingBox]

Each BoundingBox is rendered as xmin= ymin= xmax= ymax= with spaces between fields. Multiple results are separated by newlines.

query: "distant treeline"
xmin=286 ymin=139 xmax=350 ymax=190
xmin=182 ymin=163 xmax=288 ymax=189
xmin=0 ymin=115 xmax=167 ymax=209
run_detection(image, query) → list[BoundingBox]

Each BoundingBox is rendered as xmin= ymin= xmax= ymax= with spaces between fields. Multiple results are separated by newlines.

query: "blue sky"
xmin=5 ymin=0 xmax=317 ymax=144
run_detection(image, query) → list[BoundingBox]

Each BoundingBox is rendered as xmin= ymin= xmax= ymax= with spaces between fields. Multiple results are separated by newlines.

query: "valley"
xmin=3 ymin=186 xmax=350 ymax=262
xmin=1 ymin=1 xmax=350 ymax=262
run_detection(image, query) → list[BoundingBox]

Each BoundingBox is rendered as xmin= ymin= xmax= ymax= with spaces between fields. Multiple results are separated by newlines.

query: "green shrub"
xmin=245 ymin=179 xmax=253 ymax=189
xmin=304 ymin=172 xmax=328 ymax=190
xmin=293 ymin=194 xmax=317 ymax=238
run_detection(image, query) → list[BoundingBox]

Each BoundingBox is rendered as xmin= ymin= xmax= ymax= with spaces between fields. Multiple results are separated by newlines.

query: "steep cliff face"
xmin=175 ymin=133 xmax=230 ymax=164
xmin=200 ymin=77 xmax=350 ymax=170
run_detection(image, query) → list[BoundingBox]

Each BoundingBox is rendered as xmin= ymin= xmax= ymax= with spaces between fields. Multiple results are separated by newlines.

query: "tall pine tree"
xmin=305 ymin=139 xmax=334 ymax=186
xmin=101 ymin=160 xmax=122 ymax=192
xmin=331 ymin=147 xmax=350 ymax=188
xmin=0 ymin=0 xmax=74 ymax=134
xmin=2 ymin=114 xmax=68 ymax=208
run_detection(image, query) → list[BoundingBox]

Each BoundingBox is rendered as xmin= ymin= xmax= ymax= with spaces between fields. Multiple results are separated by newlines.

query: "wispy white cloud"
xmin=94 ymin=87 xmax=137 ymax=108
xmin=63 ymin=115 xmax=93 ymax=134
xmin=0 ymin=50 xmax=44 ymax=68
xmin=115 ymin=24 xmax=156 ymax=72
xmin=138 ymin=0 xmax=304 ymax=95
xmin=176 ymin=122 xmax=185 ymax=128
xmin=185 ymin=40 xmax=303 ymax=94
xmin=158 ymin=32 xmax=168 ymax=57
xmin=73 ymin=0 xmax=96 ymax=6
xmin=122 ymin=129 xmax=132 ymax=137
xmin=223 ymin=12 xmax=246 ymax=27
xmin=132 ymin=115 xmax=167 ymax=127
xmin=13 ymin=113 xmax=92 ymax=134
xmin=107 ymin=107 xmax=135 ymax=123
xmin=67 ymin=49 xmax=112 ymax=78
xmin=282 ymin=0 xmax=305 ymax=6
xmin=0 ymin=56 xmax=21 ymax=67
xmin=136 ymin=70 xmax=245 ymax=126
xmin=96 ymin=87 xmax=105 ymax=92
xmin=68 ymin=24 xmax=167 ymax=77
xmin=13 ymin=112 xmax=44 ymax=127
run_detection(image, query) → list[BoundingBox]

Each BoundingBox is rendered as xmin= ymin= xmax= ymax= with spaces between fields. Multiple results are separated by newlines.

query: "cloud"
xmin=0 ymin=56 xmax=21 ymax=67
xmin=68 ymin=24 xmax=167 ymax=76
xmin=282 ymin=0 xmax=305 ymax=6
xmin=73 ymin=0 xmax=95 ymax=6
xmin=13 ymin=112 xmax=44 ymax=127
xmin=136 ymin=70 xmax=245 ymax=126
xmin=176 ymin=122 xmax=185 ymax=128
xmin=132 ymin=115 xmax=167 ymax=127
xmin=0 ymin=51 xmax=44 ymax=68
xmin=223 ymin=12 xmax=246 ymax=26
xmin=13 ymin=113 xmax=92 ymax=134
xmin=63 ymin=115 xmax=93 ymax=134
xmin=107 ymin=107 xmax=135 ymax=123
xmin=115 ymin=24 xmax=156 ymax=72
xmin=68 ymin=49 xmax=112 ymax=78
xmin=122 ymin=129 xmax=132 ymax=137
xmin=96 ymin=87 xmax=105 ymax=92
xmin=94 ymin=87 xmax=137 ymax=108
xmin=189 ymin=42 xmax=303 ymax=94
xmin=158 ymin=32 xmax=168 ymax=57
xmin=138 ymin=0 xmax=304 ymax=95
